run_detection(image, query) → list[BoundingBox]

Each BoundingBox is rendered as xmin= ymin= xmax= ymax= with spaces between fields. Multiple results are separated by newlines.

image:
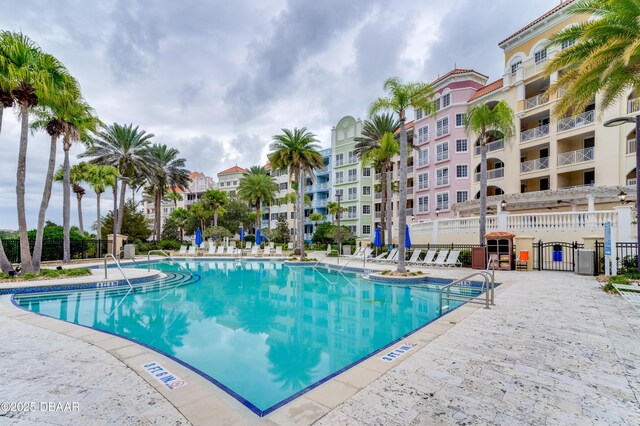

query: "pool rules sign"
xmin=604 ymin=221 xmax=617 ymax=276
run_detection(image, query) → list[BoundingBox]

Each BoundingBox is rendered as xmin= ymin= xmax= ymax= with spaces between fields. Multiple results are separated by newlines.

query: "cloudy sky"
xmin=0 ymin=0 xmax=561 ymax=231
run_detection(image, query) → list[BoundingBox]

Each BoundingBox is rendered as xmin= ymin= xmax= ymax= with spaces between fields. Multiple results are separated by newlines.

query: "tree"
xmin=201 ymin=189 xmax=227 ymax=227
xmin=238 ymin=166 xmax=278 ymax=231
xmin=55 ymin=162 xmax=92 ymax=237
xmin=146 ymin=144 xmax=190 ymax=241
xmin=101 ymin=200 xmax=152 ymax=242
xmin=85 ymin=164 xmax=119 ymax=241
xmin=81 ymin=123 xmax=155 ymax=235
xmin=268 ymin=215 xmax=291 ymax=244
xmin=326 ymin=201 xmax=347 ymax=221
xmin=269 ymin=128 xmax=323 ymax=259
xmin=308 ymin=213 xmax=325 ymax=232
xmin=169 ymin=207 xmax=189 ymax=241
xmin=370 ymin=77 xmax=435 ymax=272
xmin=166 ymin=190 xmax=183 ymax=207
xmin=186 ymin=201 xmax=211 ymax=234
xmin=354 ymin=113 xmax=400 ymax=245
xmin=217 ymin=196 xmax=254 ymax=235
xmin=161 ymin=217 xmax=181 ymax=241
xmin=465 ymin=101 xmax=515 ymax=245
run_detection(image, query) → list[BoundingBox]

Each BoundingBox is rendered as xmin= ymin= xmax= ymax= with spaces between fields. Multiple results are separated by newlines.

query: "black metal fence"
xmin=595 ymin=241 xmax=638 ymax=275
xmin=533 ymin=241 xmax=583 ymax=272
xmin=0 ymin=239 xmax=108 ymax=263
xmin=413 ymin=243 xmax=483 ymax=251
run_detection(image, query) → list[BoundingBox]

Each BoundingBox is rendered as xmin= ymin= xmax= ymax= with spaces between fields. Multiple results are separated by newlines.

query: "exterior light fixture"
xmin=618 ymin=190 xmax=628 ymax=204
xmin=501 ymin=199 xmax=507 ymax=211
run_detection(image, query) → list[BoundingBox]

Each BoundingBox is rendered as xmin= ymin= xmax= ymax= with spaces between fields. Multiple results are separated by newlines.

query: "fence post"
xmin=497 ymin=211 xmax=509 ymax=232
xmin=614 ymin=205 xmax=633 ymax=243
xmin=432 ymin=219 xmax=439 ymax=244
xmin=538 ymin=240 xmax=543 ymax=271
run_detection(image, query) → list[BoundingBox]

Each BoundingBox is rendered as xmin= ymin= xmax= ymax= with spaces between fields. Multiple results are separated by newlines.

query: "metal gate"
xmin=534 ymin=241 xmax=583 ymax=272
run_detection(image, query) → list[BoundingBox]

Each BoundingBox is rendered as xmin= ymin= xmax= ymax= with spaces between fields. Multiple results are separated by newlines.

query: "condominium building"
xmin=217 ymin=166 xmax=247 ymax=196
xmin=263 ymin=163 xmax=296 ymax=234
xmin=412 ymin=69 xmax=489 ymax=221
xmin=303 ymin=148 xmax=332 ymax=240
xmin=331 ymin=116 xmax=374 ymax=239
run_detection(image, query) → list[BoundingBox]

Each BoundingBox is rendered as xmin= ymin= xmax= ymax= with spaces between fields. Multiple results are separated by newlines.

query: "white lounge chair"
xmin=287 ymin=242 xmax=294 ymax=250
xmin=269 ymin=242 xmax=275 ymax=249
xmin=379 ymin=248 xmax=398 ymax=264
xmin=442 ymin=250 xmax=462 ymax=267
xmin=208 ymin=244 xmax=216 ymax=255
xmin=275 ymin=246 xmax=283 ymax=256
xmin=411 ymin=249 xmax=436 ymax=265
xmin=188 ymin=245 xmax=196 ymax=255
xmin=428 ymin=250 xmax=449 ymax=267
xmin=370 ymin=251 xmax=389 ymax=263
xmin=264 ymin=246 xmax=271 ymax=256
xmin=406 ymin=249 xmax=422 ymax=264
xmin=363 ymin=247 xmax=373 ymax=258
xmin=245 ymin=242 xmax=252 ymax=249
xmin=178 ymin=245 xmax=187 ymax=255
xmin=251 ymin=245 xmax=259 ymax=256
xmin=215 ymin=246 xmax=225 ymax=255
xmin=225 ymin=246 xmax=235 ymax=256
xmin=348 ymin=247 xmax=364 ymax=258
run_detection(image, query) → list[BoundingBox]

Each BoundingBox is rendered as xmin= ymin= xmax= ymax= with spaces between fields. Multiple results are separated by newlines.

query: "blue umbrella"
xmin=261 ymin=235 xmax=267 ymax=243
xmin=239 ymin=227 xmax=244 ymax=241
xmin=256 ymin=228 xmax=261 ymax=245
xmin=195 ymin=227 xmax=203 ymax=246
xmin=211 ymin=236 xmax=217 ymax=241
xmin=405 ymin=224 xmax=412 ymax=249
xmin=373 ymin=226 xmax=382 ymax=247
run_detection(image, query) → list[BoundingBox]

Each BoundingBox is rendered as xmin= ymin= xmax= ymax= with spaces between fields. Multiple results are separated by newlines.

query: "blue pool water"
xmin=14 ymin=260 xmax=481 ymax=415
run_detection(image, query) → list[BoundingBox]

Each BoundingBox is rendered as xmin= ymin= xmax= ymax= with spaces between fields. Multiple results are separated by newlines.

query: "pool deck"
xmin=0 ymin=257 xmax=639 ymax=425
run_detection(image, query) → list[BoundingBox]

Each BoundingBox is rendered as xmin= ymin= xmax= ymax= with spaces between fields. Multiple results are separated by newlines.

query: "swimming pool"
xmin=13 ymin=260 xmax=482 ymax=416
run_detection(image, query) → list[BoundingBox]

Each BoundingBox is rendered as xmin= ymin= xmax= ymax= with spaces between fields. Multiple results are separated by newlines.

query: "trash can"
xmin=552 ymin=244 xmax=563 ymax=262
xmin=576 ymin=249 xmax=595 ymax=275
xmin=123 ymin=244 xmax=136 ymax=260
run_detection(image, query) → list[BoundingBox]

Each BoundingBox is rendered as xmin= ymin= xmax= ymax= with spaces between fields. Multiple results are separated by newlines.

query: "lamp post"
xmin=435 ymin=207 xmax=440 ymax=218
xmin=501 ymin=199 xmax=507 ymax=211
xmin=112 ymin=176 xmax=129 ymax=259
xmin=335 ymin=192 xmax=342 ymax=263
xmin=605 ymin=115 xmax=639 ymax=272
xmin=618 ymin=190 xmax=627 ymax=205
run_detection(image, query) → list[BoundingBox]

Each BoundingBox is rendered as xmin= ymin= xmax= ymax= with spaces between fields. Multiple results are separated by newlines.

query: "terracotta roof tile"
xmin=468 ymin=79 xmax=504 ymax=102
xmin=430 ymin=68 xmax=488 ymax=87
xmin=394 ymin=120 xmax=414 ymax=135
xmin=218 ymin=165 xmax=247 ymax=175
xmin=485 ymin=232 xmax=516 ymax=238
xmin=189 ymin=171 xmax=203 ymax=179
xmin=499 ymin=0 xmax=576 ymax=46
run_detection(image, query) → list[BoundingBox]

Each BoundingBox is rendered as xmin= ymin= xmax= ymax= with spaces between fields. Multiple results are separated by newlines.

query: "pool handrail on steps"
xmin=103 ymin=253 xmax=133 ymax=290
xmin=439 ymin=259 xmax=496 ymax=312
xmin=147 ymin=250 xmax=194 ymax=277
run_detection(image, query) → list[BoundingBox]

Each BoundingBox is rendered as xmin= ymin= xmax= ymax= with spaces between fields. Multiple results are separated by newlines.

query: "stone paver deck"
xmin=316 ymin=270 xmax=640 ymax=425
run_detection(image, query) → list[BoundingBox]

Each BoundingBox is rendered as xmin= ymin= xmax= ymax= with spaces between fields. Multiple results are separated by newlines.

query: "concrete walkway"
xmin=316 ymin=270 xmax=640 ymax=425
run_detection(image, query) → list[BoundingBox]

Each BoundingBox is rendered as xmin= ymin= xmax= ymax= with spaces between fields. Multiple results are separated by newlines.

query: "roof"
xmin=189 ymin=171 xmax=203 ymax=179
xmin=394 ymin=120 xmax=414 ymax=135
xmin=218 ymin=165 xmax=247 ymax=175
xmin=499 ymin=0 xmax=576 ymax=46
xmin=468 ymin=79 xmax=504 ymax=102
xmin=264 ymin=163 xmax=271 ymax=169
xmin=485 ymin=232 xmax=516 ymax=239
xmin=430 ymin=68 xmax=488 ymax=87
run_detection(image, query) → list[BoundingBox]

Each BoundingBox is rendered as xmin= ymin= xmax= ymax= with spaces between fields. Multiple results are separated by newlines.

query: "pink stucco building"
xmin=413 ymin=69 xmax=489 ymax=221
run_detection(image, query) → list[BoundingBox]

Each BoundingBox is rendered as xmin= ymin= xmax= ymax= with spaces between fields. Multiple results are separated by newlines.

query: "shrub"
xmin=64 ymin=268 xmax=91 ymax=277
xmin=244 ymin=235 xmax=256 ymax=244
xmin=459 ymin=249 xmax=472 ymax=267
xmin=327 ymin=250 xmax=339 ymax=257
xmin=159 ymin=240 xmax=181 ymax=251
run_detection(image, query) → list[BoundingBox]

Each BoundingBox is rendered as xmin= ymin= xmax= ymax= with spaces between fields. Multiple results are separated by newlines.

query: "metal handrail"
xmin=439 ymin=271 xmax=491 ymax=312
xmin=103 ymin=254 xmax=133 ymax=290
xmin=147 ymin=250 xmax=194 ymax=276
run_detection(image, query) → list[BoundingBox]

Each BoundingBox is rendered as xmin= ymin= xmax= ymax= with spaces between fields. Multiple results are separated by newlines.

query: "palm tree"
xmin=146 ymin=144 xmax=190 ymax=241
xmin=85 ymin=164 xmax=119 ymax=241
xmin=369 ymin=77 xmax=435 ymax=272
xmin=308 ymin=212 xmax=325 ymax=233
xmin=269 ymin=128 xmax=323 ymax=260
xmin=326 ymin=201 xmax=347 ymax=222
xmin=238 ymin=166 xmax=278 ymax=232
xmin=465 ymin=101 xmax=515 ymax=245
xmin=166 ymin=190 xmax=183 ymax=207
xmin=201 ymin=189 xmax=227 ymax=227
xmin=169 ymin=207 xmax=190 ymax=241
xmin=81 ymin=123 xmax=155 ymax=235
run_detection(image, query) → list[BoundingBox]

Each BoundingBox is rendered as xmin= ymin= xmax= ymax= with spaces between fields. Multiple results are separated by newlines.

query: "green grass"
xmin=0 ymin=267 xmax=91 ymax=282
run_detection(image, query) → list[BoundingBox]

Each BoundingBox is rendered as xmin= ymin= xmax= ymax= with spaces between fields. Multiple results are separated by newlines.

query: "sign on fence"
xmin=604 ymin=222 xmax=611 ymax=256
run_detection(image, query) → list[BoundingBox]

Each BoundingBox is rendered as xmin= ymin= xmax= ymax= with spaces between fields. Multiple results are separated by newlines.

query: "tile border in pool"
xmin=0 ymin=274 xmax=163 ymax=296
xmin=9 ymin=258 xmax=486 ymax=418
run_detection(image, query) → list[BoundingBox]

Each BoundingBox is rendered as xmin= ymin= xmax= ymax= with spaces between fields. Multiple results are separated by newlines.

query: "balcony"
xmin=313 ymin=199 xmax=328 ymax=207
xmin=347 ymin=176 xmax=357 ymax=183
xmin=521 ymin=124 xmax=549 ymax=143
xmin=335 ymin=160 xmax=344 ymax=167
xmin=406 ymin=208 xmax=413 ymax=216
xmin=374 ymin=211 xmax=381 ymax=219
xmin=557 ymin=147 xmax=595 ymax=166
xmin=407 ymin=166 xmax=413 ymax=173
xmin=475 ymin=168 xmax=505 ymax=182
xmin=628 ymin=98 xmax=640 ymax=114
xmin=628 ymin=178 xmax=637 ymax=186
xmin=474 ymin=139 xmax=504 ymax=156
xmin=520 ymin=157 xmax=549 ymax=173
xmin=524 ymin=94 xmax=545 ymax=110
xmin=557 ymin=110 xmax=595 ymax=133
xmin=374 ymin=192 xmax=382 ymax=199
xmin=374 ymin=173 xmax=381 ymax=180
xmin=407 ymin=187 xmax=413 ymax=195
xmin=627 ymin=138 xmax=636 ymax=155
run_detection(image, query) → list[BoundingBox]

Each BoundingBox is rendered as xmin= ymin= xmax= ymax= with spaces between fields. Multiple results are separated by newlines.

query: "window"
xmin=362 ymin=186 xmax=371 ymax=196
xmin=349 ymin=225 xmax=357 ymax=234
xmin=335 ymin=171 xmax=343 ymax=184
xmin=362 ymin=224 xmax=371 ymax=234
xmin=561 ymin=40 xmax=575 ymax=50
xmin=418 ymin=149 xmax=429 ymax=167
xmin=335 ymin=153 xmax=344 ymax=166
xmin=279 ymin=182 xmax=288 ymax=190
xmin=363 ymin=205 xmax=371 ymax=215
xmin=348 ymin=151 xmax=357 ymax=164
xmin=362 ymin=167 xmax=371 ymax=177
xmin=417 ymin=173 xmax=429 ymax=190
xmin=436 ymin=142 xmax=449 ymax=162
xmin=417 ymin=196 xmax=429 ymax=213
xmin=510 ymin=60 xmax=521 ymax=75
xmin=415 ymin=109 xmax=423 ymax=120
xmin=348 ymin=169 xmax=358 ymax=182
xmin=455 ymin=113 xmax=465 ymax=127
xmin=534 ymin=49 xmax=547 ymax=64
xmin=290 ymin=212 xmax=295 ymax=219
xmin=436 ymin=192 xmax=449 ymax=210
xmin=348 ymin=187 xmax=358 ymax=200
xmin=348 ymin=206 xmax=357 ymax=218
xmin=436 ymin=168 xmax=449 ymax=186
xmin=233 ymin=180 xmax=237 ymax=186
xmin=335 ymin=189 xmax=343 ymax=199
xmin=436 ymin=117 xmax=449 ymax=137
xmin=417 ymin=126 xmax=429 ymax=145
xmin=442 ymin=93 xmax=451 ymax=108
xmin=456 ymin=191 xmax=469 ymax=204
xmin=456 ymin=164 xmax=468 ymax=178
xmin=456 ymin=139 xmax=468 ymax=153
xmin=435 ymin=98 xmax=441 ymax=111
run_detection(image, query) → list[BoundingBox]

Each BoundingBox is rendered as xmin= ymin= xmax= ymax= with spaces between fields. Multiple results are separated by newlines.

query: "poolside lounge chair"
xmin=363 ymin=247 xmax=373 ymax=258
xmin=251 ymin=245 xmax=259 ymax=256
xmin=428 ymin=250 xmax=449 ymax=267
xmin=269 ymin=242 xmax=275 ymax=249
xmin=178 ymin=245 xmax=187 ymax=255
xmin=379 ymin=248 xmax=398 ymax=264
xmin=370 ymin=251 xmax=389 ymax=263
xmin=245 ymin=242 xmax=252 ymax=249
xmin=208 ymin=244 xmax=216 ymax=255
xmin=613 ymin=284 xmax=640 ymax=313
xmin=411 ymin=249 xmax=436 ymax=265
xmin=225 ymin=246 xmax=235 ymax=256
xmin=264 ymin=246 xmax=271 ymax=256
xmin=406 ymin=249 xmax=422 ymax=264
xmin=287 ymin=242 xmax=294 ymax=250
xmin=275 ymin=246 xmax=283 ymax=256
xmin=215 ymin=246 xmax=225 ymax=255
xmin=188 ymin=245 xmax=196 ymax=255
xmin=348 ymin=247 xmax=364 ymax=258
xmin=442 ymin=250 xmax=462 ymax=267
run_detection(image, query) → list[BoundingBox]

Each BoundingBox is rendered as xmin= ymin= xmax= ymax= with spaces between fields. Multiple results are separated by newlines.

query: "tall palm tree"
xmin=201 ymin=189 xmax=227 ymax=227
xmin=166 ymin=190 xmax=183 ymax=207
xmin=238 ymin=166 xmax=278 ymax=232
xmin=81 ymin=123 xmax=155 ymax=235
xmin=369 ymin=77 xmax=435 ymax=272
xmin=465 ymin=101 xmax=515 ymax=245
xmin=355 ymin=114 xmax=401 ymax=245
xmin=269 ymin=128 xmax=323 ymax=260
xmin=326 ymin=201 xmax=347 ymax=222
xmin=146 ymin=144 xmax=190 ymax=241
xmin=85 ymin=165 xmax=119 ymax=241
xmin=55 ymin=162 xmax=91 ymax=234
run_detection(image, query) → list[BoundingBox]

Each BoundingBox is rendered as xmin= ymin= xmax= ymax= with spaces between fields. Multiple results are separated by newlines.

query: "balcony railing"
xmin=406 ymin=208 xmax=413 ymax=216
xmin=627 ymin=138 xmax=636 ymax=155
xmin=474 ymin=139 xmax=504 ymax=156
xmin=407 ymin=187 xmax=413 ymax=195
xmin=557 ymin=110 xmax=595 ymax=133
xmin=520 ymin=157 xmax=549 ymax=173
xmin=521 ymin=124 xmax=549 ymax=143
xmin=557 ymin=147 xmax=595 ymax=166
xmin=374 ymin=192 xmax=382 ymax=199
xmin=407 ymin=166 xmax=413 ymax=173
xmin=474 ymin=168 xmax=505 ymax=182
xmin=628 ymin=178 xmax=637 ymax=186
xmin=374 ymin=212 xmax=381 ymax=219
xmin=374 ymin=173 xmax=381 ymax=180
xmin=628 ymin=98 xmax=640 ymax=114
xmin=524 ymin=93 xmax=545 ymax=110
